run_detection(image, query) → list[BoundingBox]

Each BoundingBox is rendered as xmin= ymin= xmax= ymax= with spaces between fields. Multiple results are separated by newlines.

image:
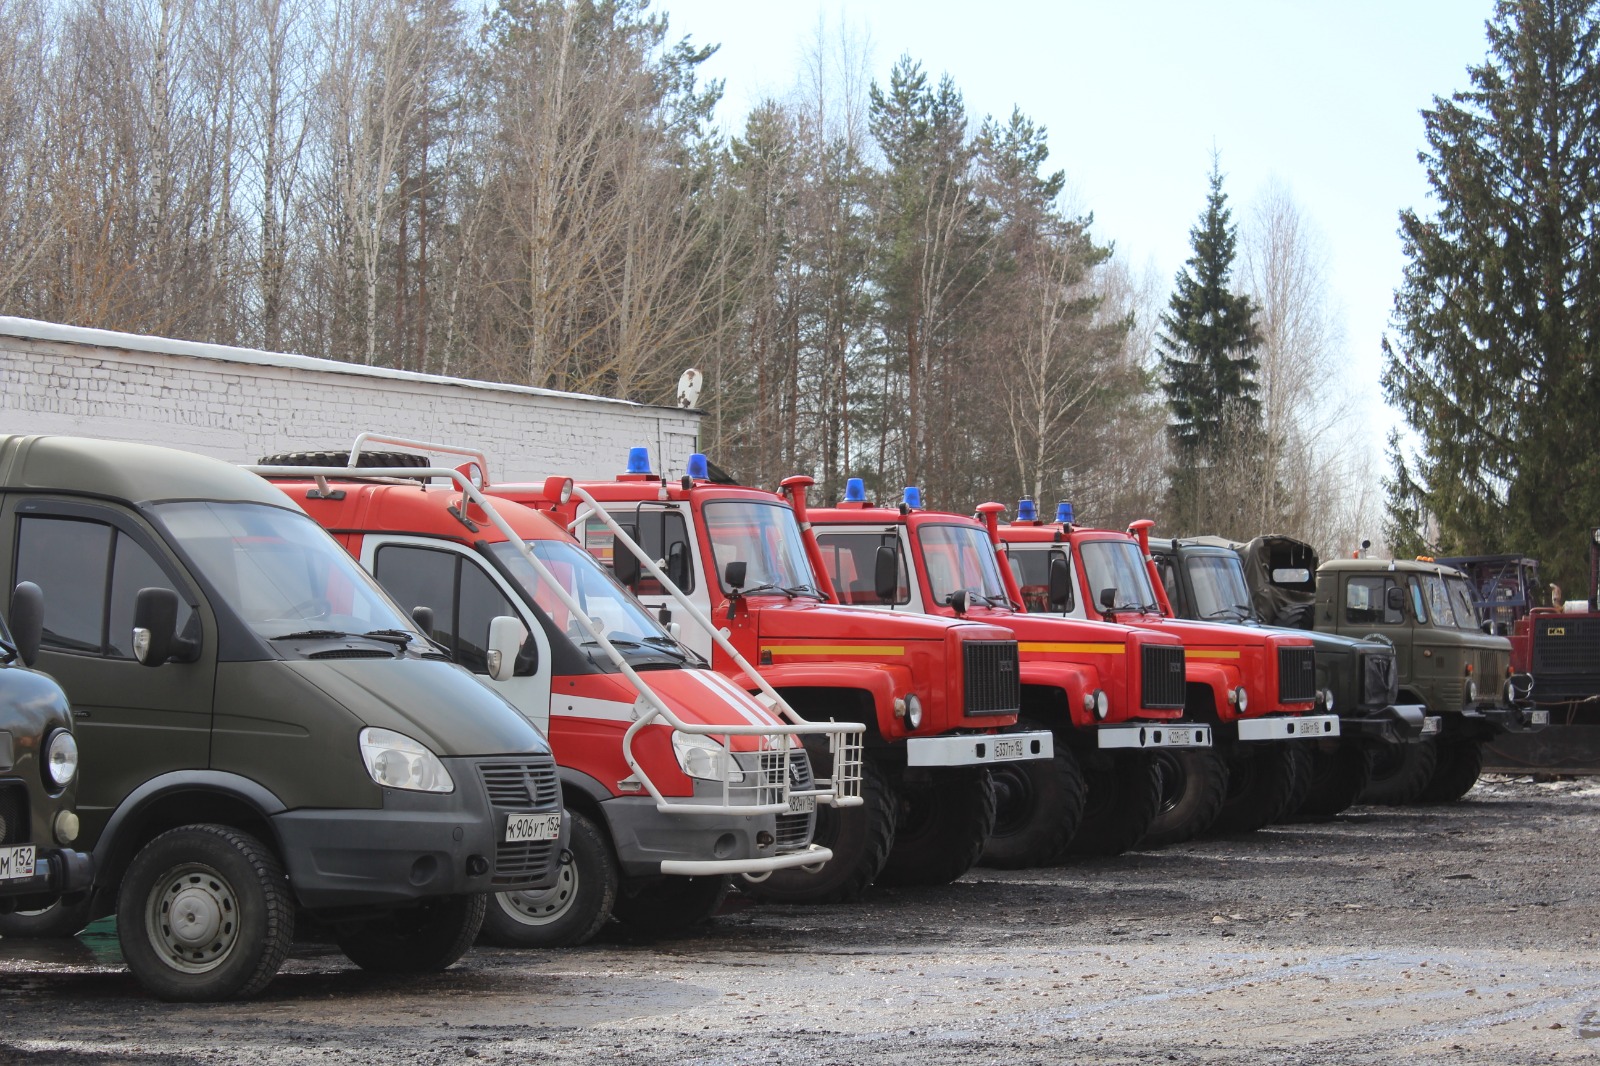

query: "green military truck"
xmin=0 ymin=435 xmax=565 ymax=1000
xmin=1150 ymin=537 xmax=1433 ymax=816
xmin=1259 ymin=547 xmax=1544 ymax=803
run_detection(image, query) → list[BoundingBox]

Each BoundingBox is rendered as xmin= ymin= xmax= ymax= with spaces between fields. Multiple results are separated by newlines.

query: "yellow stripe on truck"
xmin=761 ymin=645 xmax=906 ymax=656
xmin=1187 ymin=649 xmax=1241 ymax=659
xmin=1018 ymin=642 xmax=1126 ymax=655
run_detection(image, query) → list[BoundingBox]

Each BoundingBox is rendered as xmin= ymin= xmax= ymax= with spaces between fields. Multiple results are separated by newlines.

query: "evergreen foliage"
xmin=1383 ymin=0 xmax=1600 ymax=591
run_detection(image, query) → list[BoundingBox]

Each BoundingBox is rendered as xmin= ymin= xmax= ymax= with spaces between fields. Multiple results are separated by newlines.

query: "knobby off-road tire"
xmin=479 ymin=810 xmax=617 ymax=948
xmin=1361 ymin=736 xmax=1439 ymax=805
xmin=1209 ymin=743 xmax=1299 ymax=836
xmin=1062 ymin=750 xmax=1162 ymax=858
xmin=337 ymin=893 xmax=486 ymax=974
xmin=116 ymin=825 xmax=294 ymax=1002
xmin=876 ymin=766 xmax=997 ymax=887
xmin=979 ymin=723 xmax=1087 ymax=869
xmin=610 ymin=874 xmax=731 ymax=934
xmin=1284 ymin=743 xmax=1314 ymax=818
xmin=258 ymin=450 xmax=430 ymax=470
xmin=1140 ymin=748 xmax=1229 ymax=849
xmin=1295 ymin=743 xmax=1375 ymax=818
xmin=0 ymin=895 xmax=97 ymax=939
xmin=741 ymin=761 xmax=897 ymax=905
xmin=1417 ymin=740 xmax=1484 ymax=804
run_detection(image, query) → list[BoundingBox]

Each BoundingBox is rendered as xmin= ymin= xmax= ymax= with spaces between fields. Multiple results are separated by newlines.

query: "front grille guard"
xmin=253 ymin=434 xmax=866 ymax=819
xmin=632 ymin=731 xmax=863 ymax=816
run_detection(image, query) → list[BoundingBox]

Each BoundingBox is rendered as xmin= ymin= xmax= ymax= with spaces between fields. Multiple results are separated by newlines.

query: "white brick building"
xmin=0 ymin=317 xmax=701 ymax=482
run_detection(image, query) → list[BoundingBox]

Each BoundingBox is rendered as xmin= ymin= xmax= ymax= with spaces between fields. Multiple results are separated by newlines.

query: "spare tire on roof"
xmin=258 ymin=450 xmax=430 ymax=469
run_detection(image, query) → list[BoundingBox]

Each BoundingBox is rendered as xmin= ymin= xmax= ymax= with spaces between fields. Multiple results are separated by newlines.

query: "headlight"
xmin=1094 ymin=690 xmax=1109 ymax=720
xmin=1464 ymin=678 xmax=1478 ymax=704
xmin=44 ymin=729 xmax=78 ymax=788
xmin=1231 ymin=686 xmax=1249 ymax=713
xmin=1320 ymin=688 xmax=1336 ymax=714
xmin=673 ymin=732 xmax=745 ymax=783
xmin=904 ymin=693 xmax=924 ymax=729
xmin=359 ymin=727 xmax=454 ymax=793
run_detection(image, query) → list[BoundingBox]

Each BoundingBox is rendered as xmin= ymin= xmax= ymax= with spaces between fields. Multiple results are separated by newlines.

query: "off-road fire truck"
xmin=492 ymin=450 xmax=1052 ymax=903
xmin=1148 ymin=534 xmax=1432 ymax=817
xmin=256 ymin=438 xmax=864 ymax=945
xmin=804 ymin=484 xmax=1209 ymax=863
xmin=998 ymin=504 xmax=1336 ymax=845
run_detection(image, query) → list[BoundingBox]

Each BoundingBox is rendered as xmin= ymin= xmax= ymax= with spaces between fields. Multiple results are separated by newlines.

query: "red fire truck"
xmin=998 ymin=502 xmax=1336 ymax=844
xmin=254 ymin=440 xmax=864 ymax=944
xmin=803 ymin=481 xmax=1210 ymax=862
xmin=491 ymin=450 xmax=1053 ymax=903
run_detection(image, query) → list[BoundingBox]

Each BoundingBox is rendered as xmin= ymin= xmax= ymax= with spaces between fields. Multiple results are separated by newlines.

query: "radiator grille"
xmin=1278 ymin=646 xmax=1317 ymax=704
xmin=1140 ymin=645 xmax=1187 ymax=710
xmin=1533 ymin=616 xmax=1600 ymax=685
xmin=479 ymin=758 xmax=562 ymax=810
xmin=0 ymin=784 xmax=26 ymax=846
xmin=963 ymin=640 xmax=1021 ymax=716
xmin=1362 ymin=651 xmax=1398 ymax=707
xmin=774 ymin=752 xmax=816 ymax=853
xmin=491 ymin=840 xmax=560 ymax=887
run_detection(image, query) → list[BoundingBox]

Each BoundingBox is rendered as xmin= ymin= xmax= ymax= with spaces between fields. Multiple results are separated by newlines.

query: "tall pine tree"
xmin=1159 ymin=161 xmax=1264 ymax=536
xmin=1383 ymin=0 xmax=1600 ymax=592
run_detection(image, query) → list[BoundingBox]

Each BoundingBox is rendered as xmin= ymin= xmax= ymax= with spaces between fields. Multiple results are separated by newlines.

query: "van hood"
xmin=288 ymin=658 xmax=549 ymax=759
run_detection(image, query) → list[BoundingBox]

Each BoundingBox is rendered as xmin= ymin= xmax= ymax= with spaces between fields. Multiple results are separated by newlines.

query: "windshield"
xmin=154 ymin=502 xmax=418 ymax=640
xmin=1080 ymin=538 xmax=1160 ymax=613
xmin=1186 ymin=553 xmax=1255 ymax=622
xmin=1415 ymin=573 xmax=1456 ymax=627
xmin=489 ymin=540 xmax=681 ymax=655
xmin=1446 ymin=575 xmax=1483 ymax=631
xmin=702 ymin=500 xmax=818 ymax=595
xmin=919 ymin=524 xmax=1009 ymax=606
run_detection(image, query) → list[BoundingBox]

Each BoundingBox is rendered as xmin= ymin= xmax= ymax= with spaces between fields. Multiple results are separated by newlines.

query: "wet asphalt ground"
xmin=2 ymin=775 xmax=1598 ymax=1066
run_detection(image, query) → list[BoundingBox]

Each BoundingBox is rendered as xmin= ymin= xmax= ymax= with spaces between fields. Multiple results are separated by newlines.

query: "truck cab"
xmin=0 ymin=435 xmax=563 ymax=1001
xmin=0 ymin=582 xmax=93 ymax=911
xmin=998 ymin=506 xmax=1336 ymax=844
xmin=258 ymin=441 xmax=862 ymax=946
xmin=492 ymin=450 xmax=1053 ymax=904
xmin=806 ymin=484 xmax=1208 ymax=863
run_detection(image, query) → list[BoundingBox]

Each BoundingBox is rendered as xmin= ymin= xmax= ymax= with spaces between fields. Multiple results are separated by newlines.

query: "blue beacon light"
xmin=1056 ymin=501 xmax=1075 ymax=525
xmin=1017 ymin=497 xmax=1037 ymax=522
xmin=902 ymin=486 xmax=922 ymax=509
xmin=687 ymin=453 xmax=709 ymax=479
xmin=626 ymin=447 xmax=652 ymax=474
xmin=844 ymin=478 xmax=866 ymax=502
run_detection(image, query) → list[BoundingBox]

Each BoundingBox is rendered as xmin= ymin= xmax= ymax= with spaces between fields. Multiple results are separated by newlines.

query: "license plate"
xmin=992 ymin=738 xmax=1027 ymax=761
xmin=1295 ymin=719 xmax=1325 ymax=736
xmin=0 ymin=845 xmax=35 ymax=881
xmin=505 ymin=813 xmax=561 ymax=843
xmin=787 ymin=795 xmax=816 ymax=814
xmin=1167 ymin=728 xmax=1193 ymax=745
xmin=1531 ymin=710 xmax=1550 ymax=725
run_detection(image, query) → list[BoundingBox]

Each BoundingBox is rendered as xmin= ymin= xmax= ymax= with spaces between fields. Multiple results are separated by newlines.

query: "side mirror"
xmin=1099 ymin=587 xmax=1118 ymax=611
xmin=724 ymin=560 xmax=747 ymax=591
xmin=948 ymin=589 xmax=970 ymax=615
xmin=1480 ymin=619 xmax=1493 ymax=634
xmin=665 ymin=542 xmax=690 ymax=589
xmin=613 ymin=543 xmax=641 ymax=588
xmin=486 ymin=615 xmax=527 ymax=682
xmin=874 ymin=545 xmax=899 ymax=603
xmin=1048 ymin=556 xmax=1071 ymax=609
xmin=411 ymin=605 xmax=435 ymax=637
xmin=132 ymin=587 xmax=180 ymax=667
xmin=9 ymin=581 xmax=44 ymax=668
xmin=1385 ymin=585 xmax=1405 ymax=612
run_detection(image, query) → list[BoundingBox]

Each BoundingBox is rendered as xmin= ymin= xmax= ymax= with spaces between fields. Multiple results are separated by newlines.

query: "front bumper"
xmin=905 ymin=730 xmax=1054 ymax=767
xmin=1340 ymin=703 xmax=1433 ymax=745
xmin=0 ymin=847 xmax=93 ymax=902
xmin=601 ymin=793 xmax=809 ymax=878
xmin=1236 ymin=714 xmax=1341 ymax=742
xmin=1463 ymin=702 xmax=1550 ymax=735
xmin=1097 ymin=722 xmax=1213 ymax=749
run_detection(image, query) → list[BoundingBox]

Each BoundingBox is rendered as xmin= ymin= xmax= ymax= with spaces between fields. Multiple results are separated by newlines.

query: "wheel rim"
xmin=988 ymin=765 xmax=1036 ymax=837
xmin=145 ymin=862 xmax=240 ymax=975
xmin=495 ymin=862 xmax=579 ymax=927
xmin=1154 ymin=752 xmax=1188 ymax=816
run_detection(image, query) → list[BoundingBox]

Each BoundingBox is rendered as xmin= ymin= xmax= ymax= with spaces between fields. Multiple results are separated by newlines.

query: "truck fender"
xmin=91 ymin=770 xmax=289 ymax=890
xmin=1018 ymin=660 xmax=1095 ymax=729
xmin=1184 ymin=661 xmax=1242 ymax=723
xmin=743 ymin=661 xmax=915 ymax=735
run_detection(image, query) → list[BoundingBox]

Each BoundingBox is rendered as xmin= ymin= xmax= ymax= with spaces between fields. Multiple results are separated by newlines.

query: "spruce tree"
xmin=1159 ymin=161 xmax=1264 ymax=535
xmin=1383 ymin=0 xmax=1600 ymax=592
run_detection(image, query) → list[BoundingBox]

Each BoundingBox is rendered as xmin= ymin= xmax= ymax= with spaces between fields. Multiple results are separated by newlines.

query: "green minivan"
xmin=0 ymin=435 xmax=564 ymax=1000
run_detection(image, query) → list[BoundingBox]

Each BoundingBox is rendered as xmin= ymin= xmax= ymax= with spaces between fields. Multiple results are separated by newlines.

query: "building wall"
xmin=0 ymin=318 xmax=701 ymax=482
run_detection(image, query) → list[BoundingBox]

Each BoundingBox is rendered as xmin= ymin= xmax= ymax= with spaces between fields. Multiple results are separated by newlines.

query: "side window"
xmin=584 ymin=507 xmax=694 ymax=595
xmin=1410 ymin=579 xmax=1430 ymax=624
xmin=17 ymin=516 xmax=191 ymax=657
xmin=1344 ymin=575 xmax=1403 ymax=626
xmin=814 ymin=532 xmax=909 ymax=605
xmin=1010 ymin=547 xmax=1072 ymax=613
xmin=374 ymin=545 xmax=531 ymax=677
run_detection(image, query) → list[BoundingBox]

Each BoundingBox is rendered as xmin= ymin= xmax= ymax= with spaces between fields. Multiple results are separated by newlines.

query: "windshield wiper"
xmin=362 ymin=629 xmax=415 ymax=648
xmin=270 ymin=629 xmax=350 ymax=641
xmin=581 ymin=636 xmax=644 ymax=649
xmin=736 ymin=582 xmax=792 ymax=598
xmin=783 ymin=583 xmax=828 ymax=601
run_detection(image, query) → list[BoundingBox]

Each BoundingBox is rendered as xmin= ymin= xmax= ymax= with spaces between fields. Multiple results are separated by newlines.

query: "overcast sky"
xmin=657 ymin=0 xmax=1498 ymax=445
